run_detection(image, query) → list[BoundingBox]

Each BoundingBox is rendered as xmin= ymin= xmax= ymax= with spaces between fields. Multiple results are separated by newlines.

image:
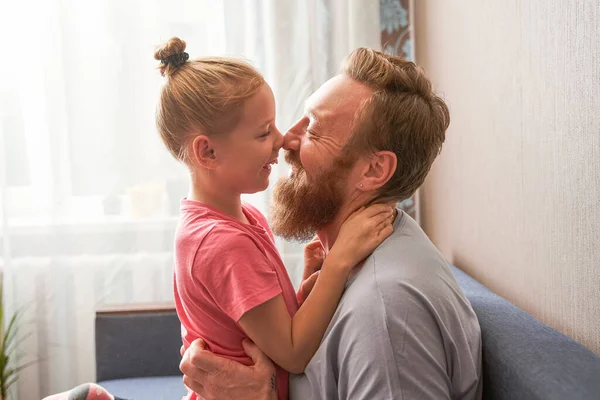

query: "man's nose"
xmin=283 ymin=133 xmax=300 ymax=151
xmin=283 ymin=122 xmax=302 ymax=151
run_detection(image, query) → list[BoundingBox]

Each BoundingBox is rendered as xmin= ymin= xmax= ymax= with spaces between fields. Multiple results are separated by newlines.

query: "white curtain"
xmin=0 ymin=0 xmax=380 ymax=398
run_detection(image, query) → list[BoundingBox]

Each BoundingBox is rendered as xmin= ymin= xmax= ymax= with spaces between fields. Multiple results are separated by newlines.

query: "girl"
xmin=155 ymin=37 xmax=393 ymax=400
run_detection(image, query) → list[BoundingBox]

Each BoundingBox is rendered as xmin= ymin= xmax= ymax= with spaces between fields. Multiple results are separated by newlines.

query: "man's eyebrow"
xmin=304 ymin=101 xmax=322 ymax=126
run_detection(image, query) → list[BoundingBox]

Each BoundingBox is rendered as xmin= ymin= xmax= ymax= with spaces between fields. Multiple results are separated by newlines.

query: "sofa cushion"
xmin=99 ymin=376 xmax=186 ymax=400
xmin=95 ymin=310 xmax=182 ymax=381
xmin=451 ymin=266 xmax=600 ymax=400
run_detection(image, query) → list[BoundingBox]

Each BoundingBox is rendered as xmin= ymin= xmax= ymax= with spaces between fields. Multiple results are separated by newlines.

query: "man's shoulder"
xmin=329 ymin=212 xmax=472 ymax=336
xmin=347 ymin=213 xmax=457 ymax=301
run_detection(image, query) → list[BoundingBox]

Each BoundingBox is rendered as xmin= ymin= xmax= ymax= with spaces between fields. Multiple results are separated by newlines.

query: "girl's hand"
xmin=297 ymin=237 xmax=325 ymax=306
xmin=328 ymin=204 xmax=395 ymax=270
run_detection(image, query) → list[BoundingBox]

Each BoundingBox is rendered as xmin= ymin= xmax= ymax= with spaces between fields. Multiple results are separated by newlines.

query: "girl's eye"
xmin=260 ymin=128 xmax=272 ymax=138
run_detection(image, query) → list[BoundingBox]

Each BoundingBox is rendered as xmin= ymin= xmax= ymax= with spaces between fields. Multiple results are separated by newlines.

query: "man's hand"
xmin=180 ymin=338 xmax=277 ymax=400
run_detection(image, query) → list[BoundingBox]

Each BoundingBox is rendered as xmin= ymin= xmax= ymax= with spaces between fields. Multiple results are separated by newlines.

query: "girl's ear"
xmin=190 ymin=135 xmax=218 ymax=169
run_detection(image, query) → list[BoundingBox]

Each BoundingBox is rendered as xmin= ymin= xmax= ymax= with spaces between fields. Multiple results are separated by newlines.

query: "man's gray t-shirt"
xmin=290 ymin=209 xmax=482 ymax=399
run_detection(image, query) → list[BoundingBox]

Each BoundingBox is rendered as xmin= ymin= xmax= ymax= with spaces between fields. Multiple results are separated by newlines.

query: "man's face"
xmin=271 ymin=74 xmax=374 ymax=241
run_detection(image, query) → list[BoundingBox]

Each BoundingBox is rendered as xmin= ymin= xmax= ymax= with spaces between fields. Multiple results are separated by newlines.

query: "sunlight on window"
xmin=2 ymin=1 xmax=230 ymax=222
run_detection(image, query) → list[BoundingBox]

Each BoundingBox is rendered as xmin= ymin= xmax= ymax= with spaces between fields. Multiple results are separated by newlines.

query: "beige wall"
xmin=415 ymin=1 xmax=600 ymax=354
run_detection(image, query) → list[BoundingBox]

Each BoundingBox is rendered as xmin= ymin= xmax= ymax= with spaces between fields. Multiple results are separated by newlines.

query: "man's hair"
xmin=342 ymin=48 xmax=450 ymax=203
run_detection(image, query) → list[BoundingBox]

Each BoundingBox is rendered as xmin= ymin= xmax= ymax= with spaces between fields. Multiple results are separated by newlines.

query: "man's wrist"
xmin=259 ymin=373 xmax=277 ymax=400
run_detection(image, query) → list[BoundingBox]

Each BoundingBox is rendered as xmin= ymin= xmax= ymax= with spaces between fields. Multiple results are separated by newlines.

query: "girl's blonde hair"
xmin=154 ymin=37 xmax=265 ymax=163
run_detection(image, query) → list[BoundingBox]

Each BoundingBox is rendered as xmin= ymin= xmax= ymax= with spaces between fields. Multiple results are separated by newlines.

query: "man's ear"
xmin=189 ymin=135 xmax=218 ymax=169
xmin=357 ymin=151 xmax=397 ymax=191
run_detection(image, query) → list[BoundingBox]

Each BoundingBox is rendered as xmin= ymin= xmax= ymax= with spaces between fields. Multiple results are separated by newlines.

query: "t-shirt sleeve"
xmin=192 ymin=226 xmax=282 ymax=321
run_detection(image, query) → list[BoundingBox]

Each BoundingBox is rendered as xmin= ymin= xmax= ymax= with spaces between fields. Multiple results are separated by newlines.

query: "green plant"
xmin=0 ymin=288 xmax=33 ymax=400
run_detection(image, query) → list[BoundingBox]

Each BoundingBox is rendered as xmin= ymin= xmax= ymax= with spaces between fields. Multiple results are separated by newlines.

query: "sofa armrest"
xmin=95 ymin=302 xmax=182 ymax=382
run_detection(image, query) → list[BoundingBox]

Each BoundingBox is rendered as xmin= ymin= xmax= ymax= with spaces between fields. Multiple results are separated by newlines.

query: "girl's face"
xmin=211 ymin=83 xmax=284 ymax=195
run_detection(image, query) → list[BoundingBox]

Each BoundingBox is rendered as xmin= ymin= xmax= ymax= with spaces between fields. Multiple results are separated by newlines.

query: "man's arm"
xmin=180 ymin=339 xmax=277 ymax=400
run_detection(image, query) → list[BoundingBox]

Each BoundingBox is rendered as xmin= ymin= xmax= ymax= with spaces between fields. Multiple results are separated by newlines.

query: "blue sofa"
xmin=95 ymin=267 xmax=600 ymax=399
xmin=95 ymin=304 xmax=186 ymax=399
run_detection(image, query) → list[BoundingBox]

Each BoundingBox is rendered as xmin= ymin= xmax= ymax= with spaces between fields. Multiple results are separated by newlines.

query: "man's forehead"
xmin=305 ymin=74 xmax=373 ymax=124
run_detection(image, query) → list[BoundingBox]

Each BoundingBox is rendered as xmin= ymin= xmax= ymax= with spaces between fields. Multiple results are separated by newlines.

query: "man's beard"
xmin=270 ymin=150 xmax=353 ymax=242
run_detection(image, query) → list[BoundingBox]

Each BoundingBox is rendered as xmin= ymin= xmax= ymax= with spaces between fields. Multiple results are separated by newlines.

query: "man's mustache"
xmin=284 ymin=150 xmax=303 ymax=171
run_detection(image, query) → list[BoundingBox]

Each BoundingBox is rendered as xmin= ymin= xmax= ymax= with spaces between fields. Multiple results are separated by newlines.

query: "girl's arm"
xmin=238 ymin=204 xmax=394 ymax=373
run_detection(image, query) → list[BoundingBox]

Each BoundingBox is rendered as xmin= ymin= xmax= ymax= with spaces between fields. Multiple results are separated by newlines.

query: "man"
xmin=179 ymin=48 xmax=482 ymax=400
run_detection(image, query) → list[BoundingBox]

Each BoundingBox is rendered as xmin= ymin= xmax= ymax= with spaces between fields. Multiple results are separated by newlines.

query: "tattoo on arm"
xmin=271 ymin=374 xmax=277 ymax=392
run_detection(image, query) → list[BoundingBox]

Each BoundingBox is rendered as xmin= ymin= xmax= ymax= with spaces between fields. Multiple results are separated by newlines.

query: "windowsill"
xmin=6 ymin=214 xmax=179 ymax=236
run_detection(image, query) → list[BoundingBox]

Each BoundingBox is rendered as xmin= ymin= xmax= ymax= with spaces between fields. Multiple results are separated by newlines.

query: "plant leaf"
xmin=3 ymin=314 xmax=19 ymax=350
xmin=4 ymin=375 xmax=18 ymax=394
xmin=5 ymin=333 xmax=32 ymax=357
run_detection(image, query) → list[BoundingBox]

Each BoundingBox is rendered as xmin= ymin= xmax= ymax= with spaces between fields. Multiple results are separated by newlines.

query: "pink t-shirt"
xmin=174 ymin=199 xmax=299 ymax=400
